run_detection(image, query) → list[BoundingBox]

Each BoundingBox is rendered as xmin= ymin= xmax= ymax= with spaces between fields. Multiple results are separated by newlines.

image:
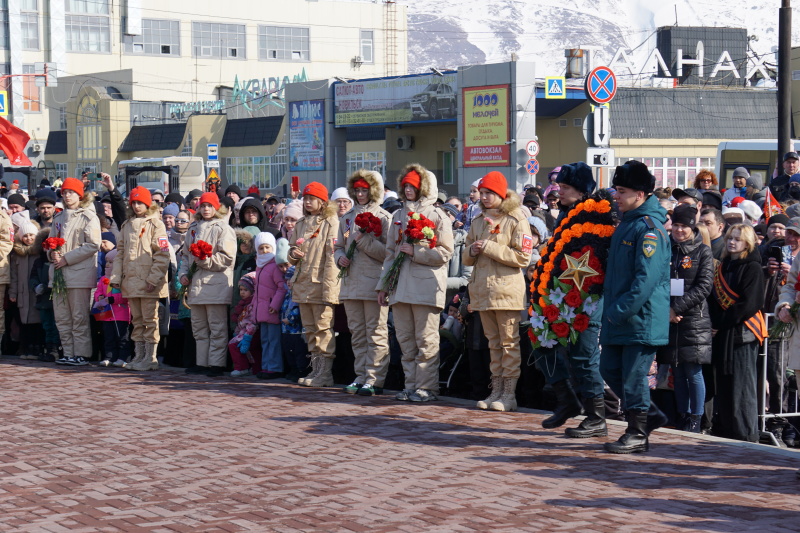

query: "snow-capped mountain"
xmin=404 ymin=0 xmax=793 ymax=85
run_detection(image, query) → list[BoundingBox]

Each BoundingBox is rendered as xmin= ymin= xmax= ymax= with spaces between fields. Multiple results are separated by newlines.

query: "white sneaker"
xmin=230 ymin=368 xmax=252 ymax=377
xmin=98 ymin=359 xmax=111 ymax=367
xmin=112 ymin=359 xmax=126 ymax=367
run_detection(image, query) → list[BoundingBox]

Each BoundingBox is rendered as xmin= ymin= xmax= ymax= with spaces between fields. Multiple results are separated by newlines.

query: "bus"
xmin=116 ymin=157 xmax=206 ymax=197
xmin=715 ymin=140 xmax=800 ymax=190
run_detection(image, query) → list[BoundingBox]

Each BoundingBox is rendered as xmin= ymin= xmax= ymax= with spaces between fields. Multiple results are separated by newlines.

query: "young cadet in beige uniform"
xmin=288 ymin=182 xmax=340 ymax=388
xmin=377 ymin=164 xmax=453 ymax=402
xmin=463 ymin=171 xmax=533 ymax=411
xmin=110 ymin=186 xmax=171 ymax=371
xmin=334 ymin=169 xmax=392 ymax=396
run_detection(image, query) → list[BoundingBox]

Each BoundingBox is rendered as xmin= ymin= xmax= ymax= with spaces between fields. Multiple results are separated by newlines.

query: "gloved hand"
xmin=34 ymin=284 xmax=44 ymax=296
xmin=238 ymin=334 xmax=253 ymax=354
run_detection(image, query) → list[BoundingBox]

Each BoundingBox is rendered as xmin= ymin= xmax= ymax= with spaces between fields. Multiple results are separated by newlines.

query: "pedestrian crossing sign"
xmin=0 ymin=91 xmax=7 ymax=116
xmin=545 ymin=77 xmax=566 ymax=99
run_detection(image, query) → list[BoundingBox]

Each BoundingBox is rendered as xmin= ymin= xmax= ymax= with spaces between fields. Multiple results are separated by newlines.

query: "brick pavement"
xmin=0 ymin=358 xmax=798 ymax=533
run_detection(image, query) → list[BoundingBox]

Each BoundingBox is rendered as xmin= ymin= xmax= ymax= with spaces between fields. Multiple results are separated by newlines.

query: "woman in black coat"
xmin=709 ymin=223 xmax=765 ymax=443
xmin=657 ymin=204 xmax=714 ymax=432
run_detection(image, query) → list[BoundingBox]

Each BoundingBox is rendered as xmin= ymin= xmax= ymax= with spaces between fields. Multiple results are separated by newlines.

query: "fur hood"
xmin=478 ymin=190 xmax=522 ymax=216
xmin=194 ymin=205 xmax=229 ymax=221
xmin=235 ymin=228 xmax=256 ymax=245
xmin=124 ymin=202 xmax=160 ymax=220
xmin=303 ymin=201 xmax=338 ymax=220
xmin=396 ymin=163 xmax=438 ymax=209
xmin=14 ymin=226 xmax=46 ymax=257
xmin=347 ymin=169 xmax=384 ymax=205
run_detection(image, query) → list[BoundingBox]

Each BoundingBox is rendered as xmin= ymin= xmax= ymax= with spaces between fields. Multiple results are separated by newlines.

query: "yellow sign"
xmin=462 ymin=85 xmax=509 ymax=167
xmin=207 ymin=168 xmax=219 ymax=182
xmin=0 ymin=91 xmax=7 ymax=116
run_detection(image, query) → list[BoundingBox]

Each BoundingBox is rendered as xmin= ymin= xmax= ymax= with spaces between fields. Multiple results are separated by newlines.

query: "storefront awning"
xmin=45 ymin=130 xmax=67 ymax=155
xmin=221 ymin=116 xmax=283 ymax=148
xmin=119 ymin=123 xmax=187 ymax=152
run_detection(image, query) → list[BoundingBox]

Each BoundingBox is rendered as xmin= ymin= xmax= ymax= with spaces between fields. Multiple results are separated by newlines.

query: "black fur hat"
xmin=555 ymin=162 xmax=596 ymax=195
xmin=612 ymin=160 xmax=655 ymax=194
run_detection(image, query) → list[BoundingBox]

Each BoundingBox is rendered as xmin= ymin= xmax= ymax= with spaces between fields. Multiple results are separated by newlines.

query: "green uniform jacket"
xmin=600 ymin=194 xmax=670 ymax=346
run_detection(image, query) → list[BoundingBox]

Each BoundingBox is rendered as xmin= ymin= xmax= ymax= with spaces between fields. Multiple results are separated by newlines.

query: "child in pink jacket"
xmin=229 ymin=272 xmax=260 ymax=377
xmin=251 ymin=233 xmax=288 ymax=379
xmin=93 ymin=249 xmax=132 ymax=367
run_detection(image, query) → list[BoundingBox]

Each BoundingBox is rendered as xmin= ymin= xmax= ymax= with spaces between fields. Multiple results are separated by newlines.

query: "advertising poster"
xmin=289 ymin=100 xmax=325 ymax=171
xmin=462 ymin=85 xmax=510 ymax=167
xmin=334 ymin=72 xmax=458 ymax=127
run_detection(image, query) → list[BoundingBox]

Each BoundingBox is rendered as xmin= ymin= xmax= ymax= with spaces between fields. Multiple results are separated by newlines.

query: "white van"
xmin=117 ymin=157 xmax=206 ymax=197
xmin=715 ymin=140 xmax=800 ymax=190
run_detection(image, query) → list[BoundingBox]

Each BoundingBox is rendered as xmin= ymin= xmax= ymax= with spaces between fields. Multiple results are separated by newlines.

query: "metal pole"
xmin=778 ymin=0 xmax=792 ymax=158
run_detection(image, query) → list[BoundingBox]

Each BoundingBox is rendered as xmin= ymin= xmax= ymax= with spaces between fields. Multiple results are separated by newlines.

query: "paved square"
xmin=0 ymin=359 xmax=798 ymax=532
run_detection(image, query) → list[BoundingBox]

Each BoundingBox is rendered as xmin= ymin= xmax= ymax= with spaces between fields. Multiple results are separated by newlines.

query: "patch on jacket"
xmin=330 ymin=238 xmax=337 ymax=254
xmin=158 ymin=236 xmax=169 ymax=251
xmin=521 ymin=234 xmax=533 ymax=254
xmin=644 ymin=232 xmax=658 ymax=241
xmin=680 ymin=255 xmax=692 ymax=269
xmin=622 ymin=240 xmax=633 ymax=246
xmin=643 ymin=238 xmax=658 ymax=258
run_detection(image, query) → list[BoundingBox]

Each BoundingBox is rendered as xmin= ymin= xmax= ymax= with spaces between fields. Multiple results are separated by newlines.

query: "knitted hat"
xmin=238 ymin=272 xmax=256 ymax=293
xmin=101 ymin=231 xmax=116 ymax=245
xmin=129 ymin=186 xmax=152 ymax=207
xmin=722 ymin=206 xmax=744 ymax=219
xmin=302 ymin=182 xmax=328 ymax=202
xmin=254 ymin=232 xmax=276 ymax=252
xmin=352 ymin=178 xmax=370 ymax=189
xmin=555 ymin=162 xmax=596 ymax=195
xmin=441 ymin=203 xmax=460 ymax=219
xmin=165 ymin=192 xmax=184 ymax=206
xmin=220 ymin=196 xmax=235 ymax=210
xmin=62 ymin=177 xmax=85 ymax=198
xmin=401 ymin=170 xmax=421 ymax=190
xmin=738 ymin=200 xmax=762 ymax=222
xmin=225 ymin=184 xmax=243 ymax=198
xmin=732 ymin=167 xmax=750 ymax=179
xmin=198 ymin=192 xmax=220 ymax=210
xmin=10 ymin=211 xmax=29 ymax=229
xmin=275 ymin=237 xmax=290 ymax=264
xmin=184 ymin=189 xmax=203 ymax=204
xmin=478 ymin=171 xmax=508 ymax=199
xmin=612 ymin=161 xmax=655 ymax=194
xmin=35 ymin=188 xmax=57 ymax=206
xmin=671 ymin=204 xmax=697 ymax=228
xmin=767 ymin=213 xmax=790 ymax=228
xmin=527 ymin=215 xmax=549 ymax=241
xmin=331 ymin=187 xmax=353 ymax=203
xmin=283 ymin=200 xmax=303 ymax=220
xmin=18 ymin=219 xmax=38 ymax=237
xmin=7 ymin=193 xmax=26 ymax=208
xmin=163 ymin=203 xmax=180 ymax=218
xmin=471 ymin=179 xmax=481 ymax=189
xmin=730 ymin=196 xmax=745 ymax=208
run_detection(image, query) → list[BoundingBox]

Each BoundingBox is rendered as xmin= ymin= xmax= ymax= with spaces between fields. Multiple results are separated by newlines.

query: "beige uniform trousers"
xmin=54 ymin=288 xmax=92 ymax=359
xmin=0 ymin=284 xmax=6 ymax=340
xmin=480 ymin=309 xmax=522 ymax=379
xmin=392 ymin=303 xmax=440 ymax=393
xmin=191 ymin=304 xmax=228 ymax=367
xmin=344 ymin=299 xmax=389 ymax=387
xmin=128 ymin=298 xmax=160 ymax=344
xmin=298 ymin=303 xmax=335 ymax=358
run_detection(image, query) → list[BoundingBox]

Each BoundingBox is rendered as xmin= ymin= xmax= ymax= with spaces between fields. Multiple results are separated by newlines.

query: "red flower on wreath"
xmin=564 ymin=288 xmax=583 ymax=309
xmin=573 ymin=313 xmax=590 ymax=333
xmin=551 ymin=322 xmax=571 ymax=338
xmin=528 ymin=329 xmax=538 ymax=343
xmin=542 ymin=304 xmax=560 ymax=322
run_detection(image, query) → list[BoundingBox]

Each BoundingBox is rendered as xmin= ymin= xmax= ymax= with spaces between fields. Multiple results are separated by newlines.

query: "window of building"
xmin=21 ymin=0 xmax=37 ymax=10
xmin=442 ymin=151 xmax=455 ymax=185
xmin=22 ymin=64 xmax=40 ymax=112
xmin=0 ymin=9 xmax=8 ymax=50
xmin=346 ymin=151 xmax=385 ymax=177
xmin=124 ymin=19 xmax=180 ymax=56
xmin=66 ymin=15 xmax=110 ymax=52
xmin=59 ymin=107 xmax=67 ymax=129
xmin=21 ymin=13 xmax=39 ymax=50
xmin=181 ymin=131 xmax=192 ymax=156
xmin=225 ymin=141 xmax=287 ymax=189
xmin=76 ymin=95 xmax=102 ymax=161
xmin=259 ymin=26 xmax=309 ymax=61
xmin=359 ymin=30 xmax=373 ymax=63
xmin=65 ymin=0 xmax=108 ymax=15
xmin=618 ymin=157 xmax=716 ymax=189
xmin=55 ymin=162 xmax=68 ymax=181
xmin=192 ymin=22 xmax=245 ymax=59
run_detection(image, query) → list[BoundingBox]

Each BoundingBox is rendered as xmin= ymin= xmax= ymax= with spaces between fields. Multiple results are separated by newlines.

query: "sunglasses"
xmin=176 ymin=219 xmax=189 ymax=224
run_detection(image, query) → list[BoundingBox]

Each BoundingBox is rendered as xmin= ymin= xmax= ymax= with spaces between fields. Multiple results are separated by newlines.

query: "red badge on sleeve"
xmin=521 ymin=234 xmax=533 ymax=254
xmin=158 ymin=236 xmax=169 ymax=251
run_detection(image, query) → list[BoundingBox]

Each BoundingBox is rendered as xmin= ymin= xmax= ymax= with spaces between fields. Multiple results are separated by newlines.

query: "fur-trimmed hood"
xmin=124 ymin=202 xmax=160 ymax=220
xmin=396 ymin=163 xmax=438 ymax=209
xmin=303 ymin=200 xmax=338 ymax=220
xmin=478 ymin=190 xmax=522 ymax=216
xmin=13 ymin=225 xmax=45 ymax=257
xmin=347 ymin=169 xmax=384 ymax=205
xmin=235 ymin=227 xmax=256 ymax=245
xmin=194 ymin=205 xmax=229 ymax=221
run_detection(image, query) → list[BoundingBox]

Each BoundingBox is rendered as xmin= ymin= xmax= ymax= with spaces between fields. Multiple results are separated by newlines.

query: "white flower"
xmin=540 ymin=334 xmax=558 ymax=349
xmin=560 ymin=305 xmax=576 ymax=321
xmin=549 ymin=287 xmax=566 ymax=305
xmin=583 ymin=297 xmax=599 ymax=316
xmin=530 ymin=312 xmax=546 ymax=330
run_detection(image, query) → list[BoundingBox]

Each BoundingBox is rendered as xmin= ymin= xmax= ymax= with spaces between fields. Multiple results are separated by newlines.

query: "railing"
xmin=759 ymin=313 xmax=799 ymax=447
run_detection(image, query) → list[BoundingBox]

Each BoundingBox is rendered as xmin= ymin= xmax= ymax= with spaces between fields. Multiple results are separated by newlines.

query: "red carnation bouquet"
xmin=769 ymin=278 xmax=800 ymax=339
xmin=379 ymin=211 xmax=436 ymax=294
xmin=42 ymin=237 xmax=67 ymax=299
xmin=338 ymin=212 xmax=383 ymax=279
xmin=178 ymin=240 xmax=213 ymax=306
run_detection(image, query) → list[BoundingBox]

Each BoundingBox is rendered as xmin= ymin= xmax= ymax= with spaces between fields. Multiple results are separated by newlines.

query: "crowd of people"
xmin=1 ymin=156 xmax=800 ymax=455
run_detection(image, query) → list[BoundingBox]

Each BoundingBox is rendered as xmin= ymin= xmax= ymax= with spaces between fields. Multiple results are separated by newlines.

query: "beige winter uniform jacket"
xmin=110 ymin=207 xmax=171 ymax=299
xmin=334 ymin=170 xmax=392 ymax=301
xmin=776 ymin=258 xmax=800 ymax=369
xmin=48 ymin=196 xmax=101 ymax=289
xmin=177 ymin=215 xmax=237 ymax=305
xmin=10 ymin=227 xmax=45 ymax=324
xmin=377 ymin=164 xmax=453 ymax=310
xmin=462 ymin=191 xmax=532 ymax=311
xmin=288 ymin=203 xmax=340 ymax=305
xmin=0 ymin=210 xmax=12 ymax=285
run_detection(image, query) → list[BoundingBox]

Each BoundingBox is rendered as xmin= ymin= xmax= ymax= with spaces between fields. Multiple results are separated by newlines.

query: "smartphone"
xmin=769 ymin=245 xmax=784 ymax=264
xmin=88 ymin=173 xmax=101 ymax=181
xmin=291 ymin=175 xmax=300 ymax=193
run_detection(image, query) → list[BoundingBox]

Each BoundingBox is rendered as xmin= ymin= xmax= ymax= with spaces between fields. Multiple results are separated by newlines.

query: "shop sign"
xmin=289 ymin=100 xmax=325 ymax=171
xmin=462 ymin=85 xmax=510 ymax=167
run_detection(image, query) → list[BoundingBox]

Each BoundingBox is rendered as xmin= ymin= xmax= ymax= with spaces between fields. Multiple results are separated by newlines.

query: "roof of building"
xmin=612 ymin=87 xmax=777 ymax=139
xmin=118 ymin=123 xmax=187 ymax=152
xmin=221 ymin=116 xmax=284 ymax=147
xmin=45 ymin=130 xmax=68 ymax=155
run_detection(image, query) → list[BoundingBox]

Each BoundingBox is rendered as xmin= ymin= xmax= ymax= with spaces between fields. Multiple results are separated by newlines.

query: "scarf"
xmin=257 ymin=253 xmax=275 ymax=268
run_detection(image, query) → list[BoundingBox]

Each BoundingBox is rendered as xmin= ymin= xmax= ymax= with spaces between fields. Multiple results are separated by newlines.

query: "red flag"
xmin=763 ymin=187 xmax=785 ymax=223
xmin=0 ymin=117 xmax=32 ymax=166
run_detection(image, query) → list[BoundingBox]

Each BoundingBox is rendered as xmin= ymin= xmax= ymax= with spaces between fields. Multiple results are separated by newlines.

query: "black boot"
xmin=646 ymin=401 xmax=668 ymax=434
xmin=185 ymin=365 xmax=207 ymax=375
xmin=686 ymin=414 xmax=702 ymax=433
xmin=565 ymin=396 xmax=608 ymax=438
xmin=675 ymin=413 xmax=689 ymax=431
xmin=205 ymin=366 xmax=225 ymax=377
xmin=604 ymin=409 xmax=649 ymax=454
xmin=542 ymin=380 xmax=583 ymax=429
